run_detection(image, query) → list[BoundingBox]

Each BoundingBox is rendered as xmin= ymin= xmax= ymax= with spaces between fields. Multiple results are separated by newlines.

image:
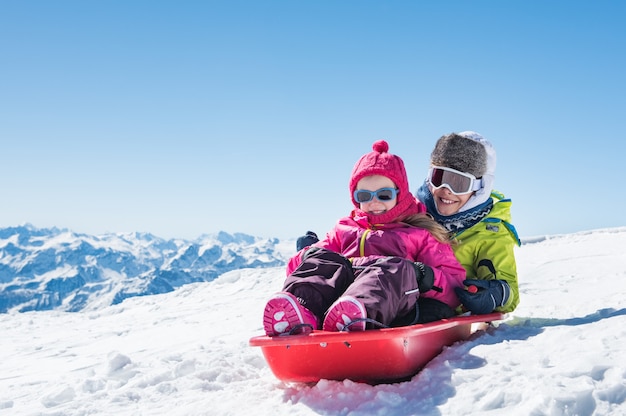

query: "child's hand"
xmin=413 ymin=262 xmax=435 ymax=293
xmin=296 ymin=231 xmax=319 ymax=251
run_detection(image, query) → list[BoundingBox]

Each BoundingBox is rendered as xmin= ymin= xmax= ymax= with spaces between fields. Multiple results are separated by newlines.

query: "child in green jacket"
xmin=415 ymin=131 xmax=520 ymax=314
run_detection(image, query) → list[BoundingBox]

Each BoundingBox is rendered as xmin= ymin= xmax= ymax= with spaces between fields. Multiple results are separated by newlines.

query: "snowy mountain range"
xmin=0 ymin=224 xmax=294 ymax=313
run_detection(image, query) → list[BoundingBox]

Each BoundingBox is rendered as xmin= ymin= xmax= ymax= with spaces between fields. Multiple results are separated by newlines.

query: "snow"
xmin=2 ymin=227 xmax=626 ymax=415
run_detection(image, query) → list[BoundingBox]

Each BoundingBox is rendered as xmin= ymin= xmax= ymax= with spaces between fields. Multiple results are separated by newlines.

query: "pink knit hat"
xmin=349 ymin=140 xmax=421 ymax=224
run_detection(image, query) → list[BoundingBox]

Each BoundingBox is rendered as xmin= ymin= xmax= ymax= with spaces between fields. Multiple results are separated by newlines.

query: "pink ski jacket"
xmin=287 ymin=208 xmax=466 ymax=308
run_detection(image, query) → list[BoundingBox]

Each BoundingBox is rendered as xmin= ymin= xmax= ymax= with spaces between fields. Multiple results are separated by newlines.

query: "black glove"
xmin=455 ymin=279 xmax=511 ymax=314
xmin=296 ymin=231 xmax=319 ymax=251
xmin=413 ymin=262 xmax=435 ymax=293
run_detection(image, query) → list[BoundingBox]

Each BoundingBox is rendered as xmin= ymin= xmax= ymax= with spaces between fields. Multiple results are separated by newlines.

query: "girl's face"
xmin=355 ymin=175 xmax=397 ymax=215
xmin=431 ymin=186 xmax=473 ymax=216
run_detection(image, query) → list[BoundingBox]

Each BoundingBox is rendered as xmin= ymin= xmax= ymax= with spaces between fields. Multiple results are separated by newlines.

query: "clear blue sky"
xmin=2 ymin=1 xmax=625 ymax=241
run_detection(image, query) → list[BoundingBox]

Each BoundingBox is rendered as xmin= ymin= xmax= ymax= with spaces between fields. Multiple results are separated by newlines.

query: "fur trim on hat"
xmin=430 ymin=133 xmax=487 ymax=178
xmin=349 ymin=140 xmax=420 ymax=224
xmin=457 ymin=131 xmax=496 ymax=176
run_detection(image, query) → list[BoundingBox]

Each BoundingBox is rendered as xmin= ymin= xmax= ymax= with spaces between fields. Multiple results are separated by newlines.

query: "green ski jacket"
xmin=453 ymin=191 xmax=521 ymax=313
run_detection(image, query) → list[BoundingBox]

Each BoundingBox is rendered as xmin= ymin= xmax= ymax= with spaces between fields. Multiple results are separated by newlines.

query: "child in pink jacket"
xmin=263 ymin=140 xmax=465 ymax=336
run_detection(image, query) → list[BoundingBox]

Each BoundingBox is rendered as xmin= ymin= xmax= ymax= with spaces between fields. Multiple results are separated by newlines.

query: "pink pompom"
xmin=372 ymin=140 xmax=389 ymax=153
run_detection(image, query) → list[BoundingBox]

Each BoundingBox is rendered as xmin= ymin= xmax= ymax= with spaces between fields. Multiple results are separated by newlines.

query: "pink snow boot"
xmin=263 ymin=292 xmax=318 ymax=336
xmin=323 ymin=296 xmax=367 ymax=332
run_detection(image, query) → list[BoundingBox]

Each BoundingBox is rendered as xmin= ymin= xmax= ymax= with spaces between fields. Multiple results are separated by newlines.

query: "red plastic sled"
xmin=250 ymin=312 xmax=505 ymax=384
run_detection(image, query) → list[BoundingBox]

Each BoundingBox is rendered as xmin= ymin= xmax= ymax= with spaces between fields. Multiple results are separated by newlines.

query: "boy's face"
xmin=431 ymin=186 xmax=473 ymax=216
xmin=355 ymin=175 xmax=397 ymax=215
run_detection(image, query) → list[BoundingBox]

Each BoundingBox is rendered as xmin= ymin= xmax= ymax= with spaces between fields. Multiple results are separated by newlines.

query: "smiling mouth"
xmin=439 ymin=197 xmax=458 ymax=205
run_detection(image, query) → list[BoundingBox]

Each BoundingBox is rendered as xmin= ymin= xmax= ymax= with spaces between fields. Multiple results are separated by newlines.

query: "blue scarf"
xmin=416 ymin=182 xmax=493 ymax=234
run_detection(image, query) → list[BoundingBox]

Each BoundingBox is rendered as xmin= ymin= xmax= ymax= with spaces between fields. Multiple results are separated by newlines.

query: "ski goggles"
xmin=353 ymin=187 xmax=399 ymax=203
xmin=428 ymin=166 xmax=483 ymax=195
